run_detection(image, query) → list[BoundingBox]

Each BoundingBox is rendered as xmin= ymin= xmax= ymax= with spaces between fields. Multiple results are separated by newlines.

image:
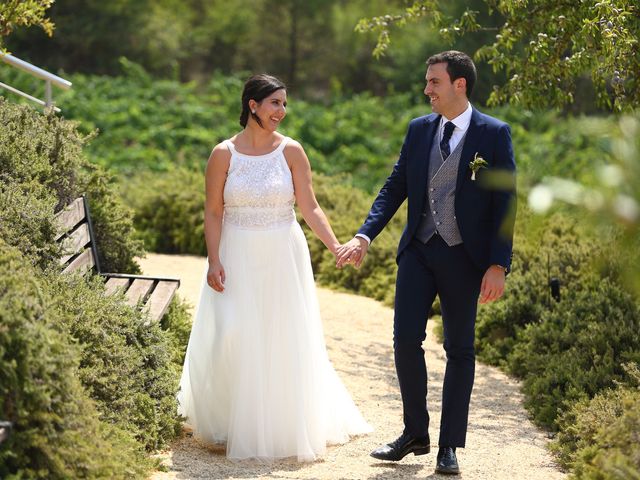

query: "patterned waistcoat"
xmin=415 ymin=132 xmax=466 ymax=245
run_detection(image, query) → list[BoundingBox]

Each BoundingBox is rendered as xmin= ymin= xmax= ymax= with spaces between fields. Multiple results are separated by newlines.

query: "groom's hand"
xmin=479 ymin=265 xmax=506 ymax=304
xmin=336 ymin=237 xmax=369 ymax=269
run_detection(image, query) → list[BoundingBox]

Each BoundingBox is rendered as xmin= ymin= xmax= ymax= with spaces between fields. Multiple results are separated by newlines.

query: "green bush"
xmin=553 ymin=364 xmax=640 ymax=479
xmin=120 ymin=167 xmax=206 ymax=255
xmin=0 ymin=99 xmax=191 ymax=476
xmin=6 ymin=67 xmax=618 ymax=194
xmin=0 ymin=98 xmax=144 ymax=273
xmin=161 ymin=298 xmax=193 ymax=367
xmin=44 ymin=270 xmax=183 ymax=450
xmin=475 ymin=207 xmax=596 ymax=366
xmin=0 ymin=240 xmax=152 ymax=479
xmin=507 ymin=276 xmax=640 ymax=429
xmin=0 ymin=180 xmax=60 ymax=270
xmin=303 ymin=174 xmax=404 ymax=305
xmin=2 ymin=67 xmax=422 ymax=192
xmin=492 ymin=106 xmax=616 ymax=185
xmin=474 ymin=199 xmax=640 ymax=468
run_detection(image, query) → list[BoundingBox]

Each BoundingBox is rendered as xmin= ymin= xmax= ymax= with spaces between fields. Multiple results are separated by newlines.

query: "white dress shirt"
xmin=440 ymin=102 xmax=472 ymax=155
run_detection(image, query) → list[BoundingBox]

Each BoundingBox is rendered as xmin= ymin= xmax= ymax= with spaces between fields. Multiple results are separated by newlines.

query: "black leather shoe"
xmin=435 ymin=446 xmax=460 ymax=474
xmin=370 ymin=433 xmax=430 ymax=461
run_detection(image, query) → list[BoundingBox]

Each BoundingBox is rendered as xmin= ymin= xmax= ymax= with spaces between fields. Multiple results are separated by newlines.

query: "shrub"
xmin=0 ymin=100 xmax=190 ymax=475
xmin=0 ymin=99 xmax=85 ymax=205
xmin=492 ymin=106 xmax=616 ymax=185
xmin=553 ymin=364 xmax=640 ymax=479
xmin=7 ymin=67 xmax=617 ymax=193
xmin=161 ymin=298 xmax=193 ymax=367
xmin=0 ymin=240 xmax=152 ymax=479
xmin=43 ymin=270 xmax=183 ymax=450
xmin=507 ymin=276 xmax=640 ymax=429
xmin=0 ymin=180 xmax=60 ymax=270
xmin=3 ymin=67 xmax=421 ymax=191
xmin=84 ymin=168 xmax=145 ymax=273
xmin=0 ymin=98 xmax=144 ymax=273
xmin=304 ymin=174 xmax=404 ymax=305
xmin=475 ymin=207 xmax=596 ymax=366
xmin=119 ymin=167 xmax=206 ymax=255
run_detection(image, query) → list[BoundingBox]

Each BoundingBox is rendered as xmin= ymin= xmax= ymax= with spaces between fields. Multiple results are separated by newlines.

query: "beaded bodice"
xmin=223 ymin=137 xmax=296 ymax=229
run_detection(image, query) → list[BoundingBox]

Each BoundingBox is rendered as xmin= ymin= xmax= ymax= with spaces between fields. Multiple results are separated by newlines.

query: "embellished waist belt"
xmin=223 ymin=206 xmax=296 ymax=230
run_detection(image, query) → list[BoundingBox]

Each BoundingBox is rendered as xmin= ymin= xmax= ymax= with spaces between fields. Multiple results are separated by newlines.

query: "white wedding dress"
xmin=177 ymin=137 xmax=372 ymax=461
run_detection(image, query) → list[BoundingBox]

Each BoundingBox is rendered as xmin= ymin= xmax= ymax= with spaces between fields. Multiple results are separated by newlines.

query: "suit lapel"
xmin=456 ymin=108 xmax=486 ymax=193
xmin=414 ymin=116 xmax=439 ymax=211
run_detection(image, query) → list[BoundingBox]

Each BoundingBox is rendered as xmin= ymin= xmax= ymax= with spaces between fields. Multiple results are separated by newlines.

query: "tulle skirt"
xmin=177 ymin=221 xmax=372 ymax=461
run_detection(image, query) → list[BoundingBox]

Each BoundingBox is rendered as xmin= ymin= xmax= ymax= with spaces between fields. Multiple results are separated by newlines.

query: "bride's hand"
xmin=207 ymin=261 xmax=226 ymax=292
xmin=334 ymin=243 xmax=351 ymax=261
xmin=332 ymin=243 xmax=351 ymax=262
xmin=336 ymin=237 xmax=367 ymax=268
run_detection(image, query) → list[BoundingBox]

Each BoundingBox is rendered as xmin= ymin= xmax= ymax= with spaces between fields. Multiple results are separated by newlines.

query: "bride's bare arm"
xmin=204 ymin=144 xmax=231 ymax=291
xmin=286 ymin=141 xmax=341 ymax=255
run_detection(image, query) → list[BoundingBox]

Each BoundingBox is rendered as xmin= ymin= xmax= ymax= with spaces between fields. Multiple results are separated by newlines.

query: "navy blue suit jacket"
xmin=358 ymin=107 xmax=516 ymax=272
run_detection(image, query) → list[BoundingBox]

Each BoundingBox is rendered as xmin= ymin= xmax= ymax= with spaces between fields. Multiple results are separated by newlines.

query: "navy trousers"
xmin=393 ymin=234 xmax=483 ymax=447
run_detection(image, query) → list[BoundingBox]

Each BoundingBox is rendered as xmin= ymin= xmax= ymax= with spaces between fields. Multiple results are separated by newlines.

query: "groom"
xmin=337 ymin=51 xmax=516 ymax=474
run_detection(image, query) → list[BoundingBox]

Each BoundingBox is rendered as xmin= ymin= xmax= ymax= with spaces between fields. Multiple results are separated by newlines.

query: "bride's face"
xmin=253 ymin=89 xmax=287 ymax=131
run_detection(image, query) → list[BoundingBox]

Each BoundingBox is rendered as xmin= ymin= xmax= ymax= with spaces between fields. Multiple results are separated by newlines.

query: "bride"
xmin=177 ymin=74 xmax=372 ymax=461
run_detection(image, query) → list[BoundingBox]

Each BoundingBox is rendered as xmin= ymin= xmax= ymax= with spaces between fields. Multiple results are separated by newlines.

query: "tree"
xmin=0 ymin=0 xmax=54 ymax=51
xmin=5 ymin=0 xmax=193 ymax=76
xmin=356 ymin=0 xmax=640 ymax=111
xmin=241 ymin=0 xmax=338 ymax=90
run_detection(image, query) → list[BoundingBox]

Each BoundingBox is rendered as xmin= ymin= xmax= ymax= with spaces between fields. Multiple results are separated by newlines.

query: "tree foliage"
xmin=529 ymin=114 xmax=640 ymax=294
xmin=4 ymin=0 xmax=450 ymax=97
xmin=358 ymin=0 xmax=640 ymax=111
xmin=0 ymin=0 xmax=54 ymax=51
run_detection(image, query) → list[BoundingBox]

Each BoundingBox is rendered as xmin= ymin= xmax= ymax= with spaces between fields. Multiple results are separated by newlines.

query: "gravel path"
xmin=138 ymin=253 xmax=566 ymax=480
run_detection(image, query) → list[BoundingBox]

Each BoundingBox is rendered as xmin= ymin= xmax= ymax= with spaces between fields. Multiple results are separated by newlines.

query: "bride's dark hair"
xmin=240 ymin=74 xmax=287 ymax=128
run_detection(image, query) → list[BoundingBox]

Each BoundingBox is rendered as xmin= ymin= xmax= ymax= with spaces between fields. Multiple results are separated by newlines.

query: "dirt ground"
xmin=138 ymin=253 xmax=566 ymax=480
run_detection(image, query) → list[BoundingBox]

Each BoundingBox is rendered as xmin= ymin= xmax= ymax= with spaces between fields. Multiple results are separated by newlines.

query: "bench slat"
xmin=104 ymin=276 xmax=129 ymax=296
xmin=145 ymin=281 xmax=180 ymax=323
xmin=55 ymin=196 xmax=181 ymax=326
xmin=62 ymin=248 xmax=95 ymax=275
xmin=54 ymin=197 xmax=85 ymax=240
xmin=59 ymin=223 xmax=91 ymax=265
xmin=98 ymin=272 xmax=181 ymax=283
xmin=125 ymin=279 xmax=155 ymax=306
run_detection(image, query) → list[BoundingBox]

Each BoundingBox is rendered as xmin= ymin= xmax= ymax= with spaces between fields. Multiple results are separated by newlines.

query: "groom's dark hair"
xmin=427 ymin=51 xmax=477 ymax=97
xmin=240 ymin=74 xmax=287 ymax=128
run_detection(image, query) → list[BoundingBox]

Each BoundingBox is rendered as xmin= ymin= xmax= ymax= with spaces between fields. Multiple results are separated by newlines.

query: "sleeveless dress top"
xmin=223 ymin=137 xmax=295 ymax=229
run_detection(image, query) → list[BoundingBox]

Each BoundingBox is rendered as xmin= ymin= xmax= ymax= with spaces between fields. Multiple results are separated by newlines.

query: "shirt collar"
xmin=440 ymin=102 xmax=472 ymax=133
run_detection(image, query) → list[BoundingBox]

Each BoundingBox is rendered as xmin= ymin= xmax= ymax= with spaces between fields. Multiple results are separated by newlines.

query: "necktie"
xmin=440 ymin=121 xmax=455 ymax=159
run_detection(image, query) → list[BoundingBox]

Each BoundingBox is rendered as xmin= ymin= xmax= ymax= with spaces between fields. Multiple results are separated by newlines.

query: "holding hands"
xmin=335 ymin=236 xmax=369 ymax=269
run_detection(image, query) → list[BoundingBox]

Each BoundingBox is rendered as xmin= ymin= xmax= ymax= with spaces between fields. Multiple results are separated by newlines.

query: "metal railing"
xmin=0 ymin=53 xmax=72 ymax=113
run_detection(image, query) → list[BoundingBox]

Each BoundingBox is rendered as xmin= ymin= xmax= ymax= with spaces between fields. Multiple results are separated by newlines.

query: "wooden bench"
xmin=54 ymin=195 xmax=180 ymax=324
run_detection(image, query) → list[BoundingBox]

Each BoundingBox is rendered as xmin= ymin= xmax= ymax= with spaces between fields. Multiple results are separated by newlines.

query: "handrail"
xmin=1 ymin=54 xmax=71 ymax=89
xmin=0 ymin=53 xmax=72 ymax=113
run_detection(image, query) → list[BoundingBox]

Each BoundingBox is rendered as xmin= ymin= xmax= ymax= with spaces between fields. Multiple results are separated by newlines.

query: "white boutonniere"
xmin=469 ymin=153 xmax=489 ymax=181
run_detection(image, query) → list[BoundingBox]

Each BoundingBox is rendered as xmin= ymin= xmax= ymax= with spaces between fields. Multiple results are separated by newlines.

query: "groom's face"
xmin=424 ymin=62 xmax=457 ymax=116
